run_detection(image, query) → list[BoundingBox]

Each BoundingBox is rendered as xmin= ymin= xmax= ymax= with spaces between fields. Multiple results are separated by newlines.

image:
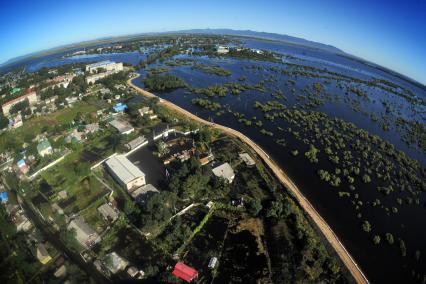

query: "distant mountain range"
xmin=171 ymin=29 xmax=344 ymax=54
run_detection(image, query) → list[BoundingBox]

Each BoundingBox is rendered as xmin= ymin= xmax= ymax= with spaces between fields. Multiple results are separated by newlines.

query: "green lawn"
xmin=0 ymin=100 xmax=97 ymax=153
xmin=80 ymin=197 xmax=108 ymax=229
xmin=40 ymin=147 xmax=109 ymax=214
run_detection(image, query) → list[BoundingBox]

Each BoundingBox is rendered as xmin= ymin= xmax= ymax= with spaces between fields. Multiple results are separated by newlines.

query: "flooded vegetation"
xmin=128 ymin=36 xmax=425 ymax=283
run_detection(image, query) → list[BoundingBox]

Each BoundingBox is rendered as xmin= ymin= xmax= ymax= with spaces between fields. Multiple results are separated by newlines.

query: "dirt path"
xmin=127 ymin=75 xmax=369 ymax=284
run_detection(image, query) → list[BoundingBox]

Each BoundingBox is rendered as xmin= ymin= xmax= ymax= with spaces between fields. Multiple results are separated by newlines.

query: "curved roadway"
xmin=127 ymin=75 xmax=369 ymax=284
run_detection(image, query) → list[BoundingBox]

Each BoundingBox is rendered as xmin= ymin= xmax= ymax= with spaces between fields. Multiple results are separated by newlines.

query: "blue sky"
xmin=0 ymin=0 xmax=425 ymax=84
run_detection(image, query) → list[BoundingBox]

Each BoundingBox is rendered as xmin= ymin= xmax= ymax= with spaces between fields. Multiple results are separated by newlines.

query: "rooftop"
xmin=130 ymin=184 xmax=159 ymax=198
xmin=105 ymin=155 xmax=145 ymax=185
xmin=17 ymin=159 xmax=26 ymax=167
xmin=172 ymin=262 xmax=198 ymax=283
xmin=109 ymin=118 xmax=134 ymax=134
xmin=126 ymin=136 xmax=147 ymax=150
xmin=97 ymin=203 xmax=119 ymax=222
xmin=68 ymin=217 xmax=96 ymax=236
xmin=239 ymin=153 xmax=256 ymax=166
xmin=36 ymin=244 xmax=51 ymax=265
xmin=2 ymin=89 xmax=36 ymax=107
xmin=105 ymin=252 xmax=129 ymax=274
xmin=212 ymin=162 xmax=235 ymax=183
xmin=0 ymin=192 xmax=8 ymax=203
xmin=86 ymin=60 xmax=115 ymax=69
xmin=138 ymin=106 xmax=151 ymax=115
xmin=113 ymin=103 xmax=128 ymax=112
xmin=37 ymin=140 xmax=52 ymax=152
xmin=67 ymin=217 xmax=99 ymax=247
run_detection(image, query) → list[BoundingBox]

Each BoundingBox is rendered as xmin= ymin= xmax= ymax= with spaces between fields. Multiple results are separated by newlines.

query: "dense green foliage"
xmin=143 ymin=74 xmax=187 ymax=92
xmin=192 ymin=63 xmax=232 ymax=76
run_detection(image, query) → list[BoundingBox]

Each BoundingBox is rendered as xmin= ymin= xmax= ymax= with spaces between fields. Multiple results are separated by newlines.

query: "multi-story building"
xmin=85 ymin=60 xmax=123 ymax=74
xmin=1 ymin=89 xmax=38 ymax=116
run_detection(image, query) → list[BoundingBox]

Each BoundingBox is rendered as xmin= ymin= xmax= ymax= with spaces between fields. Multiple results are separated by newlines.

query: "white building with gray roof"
xmin=239 ymin=153 xmax=256 ymax=167
xmin=105 ymin=155 xmax=146 ymax=190
xmin=212 ymin=163 xmax=235 ymax=184
xmin=109 ymin=118 xmax=134 ymax=135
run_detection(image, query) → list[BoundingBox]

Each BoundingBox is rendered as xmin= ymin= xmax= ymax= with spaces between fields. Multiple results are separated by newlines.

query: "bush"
xmin=385 ymin=233 xmax=394 ymax=244
xmin=362 ymin=220 xmax=371 ymax=232
xmin=373 ymin=235 xmax=381 ymax=245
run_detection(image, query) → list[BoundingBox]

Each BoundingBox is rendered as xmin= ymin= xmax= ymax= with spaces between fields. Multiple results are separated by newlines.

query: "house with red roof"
xmin=172 ymin=262 xmax=198 ymax=283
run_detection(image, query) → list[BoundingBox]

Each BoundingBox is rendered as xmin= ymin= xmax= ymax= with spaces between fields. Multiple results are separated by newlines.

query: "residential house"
xmin=65 ymin=129 xmax=83 ymax=144
xmin=85 ymin=123 xmax=100 ymax=134
xmin=36 ymin=244 xmax=52 ymax=265
xmin=104 ymin=252 xmax=128 ymax=274
xmin=109 ymin=118 xmax=134 ymax=135
xmin=12 ymin=210 xmax=33 ymax=232
xmin=239 ymin=153 xmax=255 ymax=167
xmin=199 ymin=153 xmax=214 ymax=166
xmin=127 ymin=266 xmax=144 ymax=278
xmin=212 ymin=163 xmax=235 ymax=184
xmin=113 ymin=103 xmax=128 ymax=113
xmin=67 ymin=217 xmax=100 ymax=249
xmin=138 ymin=106 xmax=157 ymax=120
xmin=97 ymin=203 xmax=119 ymax=223
xmin=172 ymin=262 xmax=198 ymax=283
xmin=17 ymin=159 xmax=29 ymax=174
xmin=58 ymin=190 xmax=68 ymax=200
xmin=37 ymin=140 xmax=53 ymax=157
xmin=208 ymin=257 xmax=218 ymax=269
xmin=9 ymin=113 xmax=23 ymax=128
xmin=0 ymin=192 xmax=8 ymax=203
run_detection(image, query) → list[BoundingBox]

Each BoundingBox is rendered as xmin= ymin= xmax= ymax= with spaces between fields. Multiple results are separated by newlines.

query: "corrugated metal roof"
xmin=172 ymin=262 xmax=198 ymax=282
xmin=109 ymin=119 xmax=134 ymax=134
xmin=106 ymin=155 xmax=145 ymax=185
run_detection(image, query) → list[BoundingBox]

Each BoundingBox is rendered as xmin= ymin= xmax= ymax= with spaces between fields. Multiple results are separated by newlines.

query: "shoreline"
xmin=127 ymin=74 xmax=369 ymax=284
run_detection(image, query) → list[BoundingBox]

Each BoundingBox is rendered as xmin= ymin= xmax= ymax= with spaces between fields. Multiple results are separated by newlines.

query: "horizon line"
xmin=1 ymin=28 xmax=425 ymax=88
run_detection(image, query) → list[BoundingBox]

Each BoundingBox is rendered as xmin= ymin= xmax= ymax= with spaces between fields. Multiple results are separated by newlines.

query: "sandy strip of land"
xmin=127 ymin=75 xmax=369 ymax=284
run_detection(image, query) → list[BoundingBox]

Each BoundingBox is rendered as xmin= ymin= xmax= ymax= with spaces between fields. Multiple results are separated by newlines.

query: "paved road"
xmin=128 ymin=75 xmax=369 ymax=284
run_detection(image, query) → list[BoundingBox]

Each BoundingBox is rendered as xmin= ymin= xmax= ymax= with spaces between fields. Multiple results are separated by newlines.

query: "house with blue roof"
xmin=113 ymin=103 xmax=128 ymax=113
xmin=0 ymin=192 xmax=8 ymax=203
xmin=17 ymin=159 xmax=29 ymax=174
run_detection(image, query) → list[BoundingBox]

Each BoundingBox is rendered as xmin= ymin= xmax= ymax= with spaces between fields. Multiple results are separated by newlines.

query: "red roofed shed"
xmin=172 ymin=262 xmax=198 ymax=282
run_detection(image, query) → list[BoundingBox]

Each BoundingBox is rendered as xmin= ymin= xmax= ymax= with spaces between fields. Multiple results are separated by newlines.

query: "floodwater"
xmin=130 ymin=41 xmax=425 ymax=283
xmin=6 ymin=38 xmax=426 ymax=283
